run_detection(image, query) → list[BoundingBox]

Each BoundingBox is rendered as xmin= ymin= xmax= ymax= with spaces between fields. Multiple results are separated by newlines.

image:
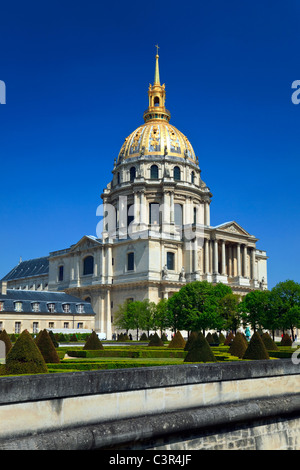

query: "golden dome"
xmin=117 ymin=48 xmax=197 ymax=165
xmin=118 ymin=121 xmax=197 ymax=162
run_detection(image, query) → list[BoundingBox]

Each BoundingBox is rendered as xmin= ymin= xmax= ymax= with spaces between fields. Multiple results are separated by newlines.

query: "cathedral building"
xmin=1 ymin=51 xmax=268 ymax=338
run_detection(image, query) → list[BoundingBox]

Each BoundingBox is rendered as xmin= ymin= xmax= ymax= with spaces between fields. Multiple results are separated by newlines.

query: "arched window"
xmin=58 ymin=265 xmax=64 ymax=282
xmin=173 ymin=166 xmax=181 ymax=181
xmin=191 ymin=171 xmax=195 ymax=184
xmin=130 ymin=166 xmax=136 ymax=182
xmin=154 ymin=96 xmax=160 ymax=107
xmin=84 ymin=297 xmax=91 ymax=303
xmin=117 ymin=172 xmax=120 ymax=185
xmin=150 ymin=164 xmax=159 ymax=179
xmin=83 ymin=256 xmax=94 ymax=276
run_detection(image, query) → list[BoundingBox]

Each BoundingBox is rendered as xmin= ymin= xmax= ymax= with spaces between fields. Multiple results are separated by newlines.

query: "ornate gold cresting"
xmin=143 ymin=46 xmax=171 ymax=123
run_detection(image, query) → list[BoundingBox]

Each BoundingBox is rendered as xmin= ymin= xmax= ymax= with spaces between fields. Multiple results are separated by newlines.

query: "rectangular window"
xmin=127 ymin=252 xmax=134 ymax=271
xmin=149 ymin=203 xmax=160 ymax=225
xmin=15 ymin=322 xmax=21 ymax=334
xmin=58 ymin=265 xmax=64 ymax=282
xmin=48 ymin=322 xmax=54 ymax=329
xmin=0 ymin=322 xmax=3 ymax=331
xmin=167 ymin=252 xmax=175 ymax=270
xmin=77 ymin=322 xmax=83 ymax=329
xmin=33 ymin=322 xmax=39 ymax=334
xmin=0 ymin=302 xmax=4 ymax=312
xmin=64 ymin=322 xmax=69 ymax=329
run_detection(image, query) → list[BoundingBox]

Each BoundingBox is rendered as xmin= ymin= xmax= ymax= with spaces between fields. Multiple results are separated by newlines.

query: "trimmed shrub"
xmin=243 ymin=331 xmax=270 ymax=360
xmin=168 ymin=331 xmax=186 ymax=349
xmin=83 ymin=331 xmax=104 ymax=350
xmin=140 ymin=333 xmax=148 ymax=341
xmin=281 ymin=333 xmax=292 ymax=347
xmin=224 ymin=332 xmax=235 ymax=345
xmin=184 ymin=332 xmax=216 ymax=363
xmin=36 ymin=329 xmax=60 ymax=363
xmin=148 ymin=332 xmax=164 ymax=347
xmin=261 ymin=332 xmax=279 ymax=351
xmin=219 ymin=333 xmax=226 ymax=344
xmin=0 ymin=329 xmax=12 ymax=355
xmin=205 ymin=332 xmax=213 ymax=344
xmin=212 ymin=332 xmax=220 ymax=345
xmin=228 ymin=332 xmax=248 ymax=359
xmin=69 ymin=333 xmax=78 ymax=342
xmin=184 ymin=332 xmax=198 ymax=351
xmin=5 ymin=330 xmax=48 ymax=375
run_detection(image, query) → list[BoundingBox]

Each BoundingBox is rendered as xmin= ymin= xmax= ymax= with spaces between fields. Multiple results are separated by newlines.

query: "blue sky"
xmin=0 ymin=0 xmax=299 ymax=289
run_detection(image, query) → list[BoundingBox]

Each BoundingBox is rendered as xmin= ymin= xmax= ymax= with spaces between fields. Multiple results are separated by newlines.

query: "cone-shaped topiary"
xmin=184 ymin=332 xmax=217 ymax=363
xmin=184 ymin=332 xmax=198 ymax=351
xmin=243 ymin=331 xmax=270 ymax=360
xmin=5 ymin=330 xmax=48 ymax=375
xmin=48 ymin=330 xmax=59 ymax=348
xmin=0 ymin=329 xmax=12 ymax=356
xmin=224 ymin=332 xmax=235 ymax=346
xmin=219 ymin=332 xmax=226 ymax=344
xmin=140 ymin=333 xmax=148 ymax=341
xmin=205 ymin=332 xmax=214 ymax=344
xmin=83 ymin=331 xmax=104 ymax=350
xmin=281 ymin=333 xmax=292 ymax=347
xmin=229 ymin=332 xmax=248 ymax=358
xmin=212 ymin=332 xmax=220 ymax=345
xmin=168 ymin=331 xmax=186 ymax=348
xmin=261 ymin=332 xmax=279 ymax=351
xmin=148 ymin=332 xmax=164 ymax=347
xmin=36 ymin=329 xmax=60 ymax=363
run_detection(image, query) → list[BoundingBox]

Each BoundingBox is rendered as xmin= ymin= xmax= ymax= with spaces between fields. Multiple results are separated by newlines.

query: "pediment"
xmin=215 ymin=221 xmax=252 ymax=237
xmin=69 ymin=235 xmax=102 ymax=253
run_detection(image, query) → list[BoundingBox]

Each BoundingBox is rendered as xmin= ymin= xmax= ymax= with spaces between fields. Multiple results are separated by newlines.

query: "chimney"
xmin=1 ymin=282 xmax=7 ymax=295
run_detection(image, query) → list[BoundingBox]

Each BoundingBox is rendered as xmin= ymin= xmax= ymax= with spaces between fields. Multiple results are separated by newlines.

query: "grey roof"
xmin=2 ymin=257 xmax=49 ymax=281
xmin=0 ymin=290 xmax=95 ymax=316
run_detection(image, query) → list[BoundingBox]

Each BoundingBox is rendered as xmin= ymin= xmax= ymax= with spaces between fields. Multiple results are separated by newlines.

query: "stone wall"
xmin=0 ymin=360 xmax=299 ymax=450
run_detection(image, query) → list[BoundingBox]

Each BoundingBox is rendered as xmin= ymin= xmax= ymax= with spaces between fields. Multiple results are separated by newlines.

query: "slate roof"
xmin=0 ymin=290 xmax=95 ymax=316
xmin=2 ymin=257 xmax=49 ymax=281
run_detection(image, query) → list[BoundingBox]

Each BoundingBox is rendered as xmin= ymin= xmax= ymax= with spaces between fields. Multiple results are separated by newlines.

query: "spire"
xmin=143 ymin=46 xmax=171 ymax=123
xmin=154 ymin=44 xmax=160 ymax=85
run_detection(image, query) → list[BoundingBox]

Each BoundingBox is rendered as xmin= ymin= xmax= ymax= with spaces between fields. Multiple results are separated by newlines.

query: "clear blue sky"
xmin=0 ymin=0 xmax=299 ymax=289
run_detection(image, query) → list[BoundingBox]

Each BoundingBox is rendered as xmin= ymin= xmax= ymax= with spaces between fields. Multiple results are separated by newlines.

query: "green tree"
xmin=239 ymin=290 xmax=270 ymax=332
xmin=218 ymin=293 xmax=241 ymax=333
xmin=271 ymin=280 xmax=300 ymax=340
xmin=153 ymin=299 xmax=169 ymax=335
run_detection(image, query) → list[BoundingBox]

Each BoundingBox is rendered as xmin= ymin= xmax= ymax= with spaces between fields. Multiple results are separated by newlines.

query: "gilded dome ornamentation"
xmin=117 ymin=49 xmax=198 ymax=166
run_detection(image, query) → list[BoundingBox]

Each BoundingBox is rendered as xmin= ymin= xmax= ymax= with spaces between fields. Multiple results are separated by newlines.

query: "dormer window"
xmin=14 ymin=301 xmax=23 ymax=312
xmin=62 ymin=303 xmax=70 ymax=313
xmin=47 ymin=303 xmax=55 ymax=313
xmin=77 ymin=304 xmax=85 ymax=314
xmin=32 ymin=302 xmax=40 ymax=313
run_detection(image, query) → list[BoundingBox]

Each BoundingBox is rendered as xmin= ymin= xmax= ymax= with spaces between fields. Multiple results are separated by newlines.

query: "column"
xmin=228 ymin=245 xmax=232 ymax=277
xmin=170 ymin=192 xmax=174 ymax=224
xmin=205 ymin=201 xmax=210 ymax=226
xmin=106 ymin=289 xmax=112 ymax=340
xmin=243 ymin=245 xmax=247 ymax=277
xmin=251 ymin=248 xmax=256 ymax=280
xmin=214 ymin=239 xmax=219 ymax=274
xmin=221 ymin=240 xmax=226 ymax=275
xmin=237 ymin=243 xmax=241 ymax=277
xmin=204 ymin=238 xmax=210 ymax=274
